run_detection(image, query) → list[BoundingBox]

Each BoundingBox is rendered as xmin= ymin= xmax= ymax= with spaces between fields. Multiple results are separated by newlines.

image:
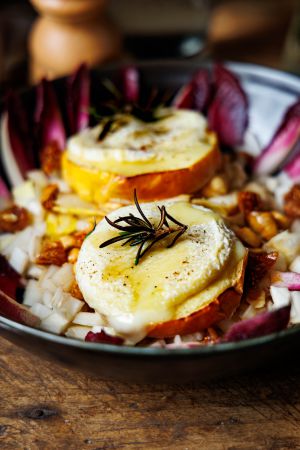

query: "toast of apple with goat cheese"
xmin=63 ymin=108 xmax=220 ymax=203
xmin=75 ymin=197 xmax=247 ymax=345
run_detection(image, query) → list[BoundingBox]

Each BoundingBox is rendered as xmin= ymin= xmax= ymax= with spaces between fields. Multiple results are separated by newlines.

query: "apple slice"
xmin=62 ymin=129 xmax=221 ymax=202
xmin=148 ymin=288 xmax=242 ymax=338
xmin=77 ymin=199 xmax=248 ymax=342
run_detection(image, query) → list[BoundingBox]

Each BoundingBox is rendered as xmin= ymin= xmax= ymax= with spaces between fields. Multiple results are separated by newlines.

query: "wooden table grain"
xmin=1 ymin=336 xmax=300 ymax=450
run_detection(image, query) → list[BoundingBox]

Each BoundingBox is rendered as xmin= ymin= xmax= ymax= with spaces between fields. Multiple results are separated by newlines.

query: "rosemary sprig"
xmin=99 ymin=190 xmax=188 ymax=265
xmin=90 ymin=81 xmax=174 ymax=141
xmin=98 ymin=118 xmax=115 ymax=141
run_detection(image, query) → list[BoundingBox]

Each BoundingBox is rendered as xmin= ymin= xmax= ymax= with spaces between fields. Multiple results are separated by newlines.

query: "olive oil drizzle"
xmin=99 ymin=190 xmax=188 ymax=265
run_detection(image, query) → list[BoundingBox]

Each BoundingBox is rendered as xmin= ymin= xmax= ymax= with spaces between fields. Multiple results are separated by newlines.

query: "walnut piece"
xmin=70 ymin=281 xmax=84 ymax=300
xmin=40 ymin=141 xmax=61 ymax=176
xmin=247 ymin=211 xmax=278 ymax=241
xmin=0 ymin=205 xmax=30 ymax=232
xmin=284 ymin=184 xmax=300 ymax=218
xmin=233 ymin=226 xmax=261 ymax=248
xmin=41 ymin=184 xmax=59 ymax=210
xmin=68 ymin=248 xmax=79 ymax=264
xmin=238 ymin=191 xmax=261 ymax=216
xmin=36 ymin=240 xmax=67 ymax=266
xmin=201 ymin=174 xmax=229 ymax=198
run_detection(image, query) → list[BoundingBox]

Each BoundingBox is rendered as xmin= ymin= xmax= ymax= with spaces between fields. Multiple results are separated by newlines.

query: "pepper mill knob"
xmin=29 ymin=0 xmax=121 ymax=83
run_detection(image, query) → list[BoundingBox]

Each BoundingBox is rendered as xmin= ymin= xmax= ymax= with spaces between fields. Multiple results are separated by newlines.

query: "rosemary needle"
xmin=99 ymin=190 xmax=188 ymax=265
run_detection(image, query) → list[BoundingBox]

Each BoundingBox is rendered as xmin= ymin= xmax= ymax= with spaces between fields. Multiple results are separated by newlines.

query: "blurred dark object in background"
xmin=210 ymin=0 xmax=294 ymax=67
xmin=0 ymin=1 xmax=35 ymax=96
xmin=28 ymin=0 xmax=121 ymax=83
xmin=0 ymin=0 xmax=296 ymax=93
xmin=283 ymin=1 xmax=300 ymax=74
xmin=108 ymin=0 xmax=211 ymax=59
xmin=108 ymin=0 xmax=294 ymax=66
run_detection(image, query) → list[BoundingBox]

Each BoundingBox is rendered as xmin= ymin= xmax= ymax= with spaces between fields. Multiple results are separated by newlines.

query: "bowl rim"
xmin=0 ymin=313 xmax=299 ymax=356
xmin=96 ymin=59 xmax=300 ymax=92
xmin=1 ymin=59 xmax=300 ymax=357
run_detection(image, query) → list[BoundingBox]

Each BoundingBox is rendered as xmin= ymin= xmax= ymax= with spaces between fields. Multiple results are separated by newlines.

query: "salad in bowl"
xmin=1 ymin=63 xmax=300 ymax=351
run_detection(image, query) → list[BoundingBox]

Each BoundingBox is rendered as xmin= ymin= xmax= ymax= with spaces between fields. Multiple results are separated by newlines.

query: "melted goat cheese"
xmin=66 ymin=108 xmax=213 ymax=176
xmin=75 ymin=200 xmax=245 ymax=344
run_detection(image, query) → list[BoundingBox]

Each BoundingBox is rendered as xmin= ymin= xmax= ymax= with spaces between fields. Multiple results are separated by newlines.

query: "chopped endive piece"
xmin=65 ymin=325 xmax=92 ymax=340
xmin=46 ymin=213 xmax=77 ymax=237
xmin=73 ymin=312 xmax=104 ymax=326
xmin=76 ymin=199 xmax=247 ymax=344
xmin=40 ymin=312 xmax=70 ymax=334
xmin=192 ymin=192 xmax=238 ymax=216
xmin=52 ymin=193 xmax=107 ymax=217
xmin=30 ymin=303 xmax=52 ymax=320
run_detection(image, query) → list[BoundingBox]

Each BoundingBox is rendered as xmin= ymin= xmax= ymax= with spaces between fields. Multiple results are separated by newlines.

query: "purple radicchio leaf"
xmin=208 ymin=64 xmax=249 ymax=148
xmin=172 ymin=82 xmax=193 ymax=109
xmin=0 ymin=254 xmax=24 ymax=300
xmin=85 ymin=330 xmax=124 ymax=345
xmin=193 ymin=69 xmax=211 ymax=112
xmin=0 ymin=255 xmax=39 ymax=326
xmin=35 ymin=78 xmax=66 ymax=152
xmin=253 ymin=100 xmax=300 ymax=176
xmin=223 ymin=304 xmax=291 ymax=342
xmin=2 ymin=92 xmax=35 ymax=184
xmin=173 ymin=68 xmax=211 ymax=112
xmin=67 ymin=63 xmax=90 ymax=134
xmin=283 ymin=139 xmax=300 ymax=181
xmin=0 ymin=288 xmax=39 ymax=327
xmin=121 ymin=65 xmax=140 ymax=104
xmin=271 ymin=271 xmax=300 ymax=290
xmin=0 ymin=175 xmax=10 ymax=201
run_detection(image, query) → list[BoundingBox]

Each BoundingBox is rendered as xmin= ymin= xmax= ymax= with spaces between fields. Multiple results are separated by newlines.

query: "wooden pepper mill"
xmin=29 ymin=0 xmax=121 ymax=83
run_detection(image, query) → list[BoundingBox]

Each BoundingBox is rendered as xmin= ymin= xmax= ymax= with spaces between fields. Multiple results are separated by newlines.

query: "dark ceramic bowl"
xmin=1 ymin=61 xmax=300 ymax=383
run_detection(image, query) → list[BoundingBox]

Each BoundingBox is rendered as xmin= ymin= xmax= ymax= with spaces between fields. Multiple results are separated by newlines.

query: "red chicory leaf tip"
xmin=85 ymin=330 xmax=124 ymax=345
xmin=223 ymin=304 xmax=291 ymax=343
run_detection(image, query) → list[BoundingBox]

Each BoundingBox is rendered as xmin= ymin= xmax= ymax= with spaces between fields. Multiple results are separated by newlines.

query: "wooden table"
xmin=1 ymin=335 xmax=300 ymax=449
